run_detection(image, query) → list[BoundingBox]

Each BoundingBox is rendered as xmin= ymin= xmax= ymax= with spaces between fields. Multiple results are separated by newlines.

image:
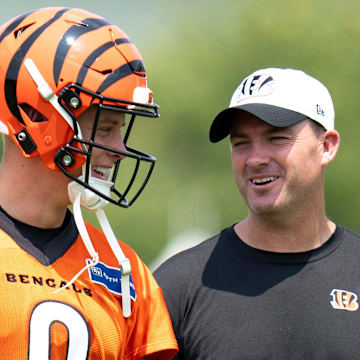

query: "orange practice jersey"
xmin=0 ymin=212 xmax=178 ymax=359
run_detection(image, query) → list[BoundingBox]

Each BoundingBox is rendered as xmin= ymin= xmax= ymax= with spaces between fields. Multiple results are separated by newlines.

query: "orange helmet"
xmin=0 ymin=7 xmax=158 ymax=207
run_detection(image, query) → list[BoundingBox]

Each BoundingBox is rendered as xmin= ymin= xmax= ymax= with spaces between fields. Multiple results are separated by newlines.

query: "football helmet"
xmin=0 ymin=7 xmax=158 ymax=208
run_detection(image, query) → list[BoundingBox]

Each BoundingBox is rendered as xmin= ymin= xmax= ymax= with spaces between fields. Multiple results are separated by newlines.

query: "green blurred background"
xmin=1 ymin=0 xmax=359 ymax=269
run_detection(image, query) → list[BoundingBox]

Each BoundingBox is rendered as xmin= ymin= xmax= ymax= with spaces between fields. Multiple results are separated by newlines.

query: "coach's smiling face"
xmin=229 ymin=112 xmax=338 ymax=217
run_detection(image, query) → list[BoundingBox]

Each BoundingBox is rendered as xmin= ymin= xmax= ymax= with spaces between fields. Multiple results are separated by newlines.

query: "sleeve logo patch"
xmin=86 ymin=259 xmax=136 ymax=300
xmin=330 ymin=289 xmax=358 ymax=311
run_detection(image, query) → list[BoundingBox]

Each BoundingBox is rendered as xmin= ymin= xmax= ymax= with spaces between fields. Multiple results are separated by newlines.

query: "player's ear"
xmin=321 ymin=130 xmax=340 ymax=166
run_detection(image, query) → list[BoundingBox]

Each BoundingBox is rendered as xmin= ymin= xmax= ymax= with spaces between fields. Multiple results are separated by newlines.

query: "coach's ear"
xmin=321 ymin=130 xmax=340 ymax=166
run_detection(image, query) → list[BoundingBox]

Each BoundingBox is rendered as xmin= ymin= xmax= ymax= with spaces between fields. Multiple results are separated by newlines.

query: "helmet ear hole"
xmin=19 ymin=103 xmax=47 ymax=123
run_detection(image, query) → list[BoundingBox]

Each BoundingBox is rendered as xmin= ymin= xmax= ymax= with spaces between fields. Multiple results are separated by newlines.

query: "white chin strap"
xmin=55 ymin=171 xmax=132 ymax=318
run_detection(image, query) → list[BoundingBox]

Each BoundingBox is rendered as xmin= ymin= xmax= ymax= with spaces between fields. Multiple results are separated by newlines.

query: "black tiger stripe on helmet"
xmin=96 ymin=61 xmax=147 ymax=95
xmin=0 ymin=10 xmax=36 ymax=44
xmin=3 ymin=6 xmax=147 ymax=125
xmin=76 ymin=39 xmax=146 ymax=95
xmin=4 ymin=7 xmax=70 ymax=124
xmin=53 ymin=17 xmax=111 ymax=87
xmin=76 ymin=39 xmax=130 ymax=86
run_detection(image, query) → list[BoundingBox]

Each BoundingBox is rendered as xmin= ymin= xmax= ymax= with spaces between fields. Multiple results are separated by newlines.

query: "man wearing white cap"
xmin=155 ymin=68 xmax=360 ymax=359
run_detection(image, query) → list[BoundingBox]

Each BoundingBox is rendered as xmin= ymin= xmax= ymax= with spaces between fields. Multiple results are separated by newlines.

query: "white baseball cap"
xmin=209 ymin=68 xmax=335 ymax=142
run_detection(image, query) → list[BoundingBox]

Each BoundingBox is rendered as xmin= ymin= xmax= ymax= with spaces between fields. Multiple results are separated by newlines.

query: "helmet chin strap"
xmin=56 ymin=165 xmax=132 ymax=318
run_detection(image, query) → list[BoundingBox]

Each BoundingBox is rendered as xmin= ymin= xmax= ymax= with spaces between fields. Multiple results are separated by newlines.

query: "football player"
xmin=0 ymin=7 xmax=178 ymax=359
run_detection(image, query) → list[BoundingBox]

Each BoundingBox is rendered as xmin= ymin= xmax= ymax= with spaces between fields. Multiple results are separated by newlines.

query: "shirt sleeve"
xmin=154 ymin=257 xmax=187 ymax=360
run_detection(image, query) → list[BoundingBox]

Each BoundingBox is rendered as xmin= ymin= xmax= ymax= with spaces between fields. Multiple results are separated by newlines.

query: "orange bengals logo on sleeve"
xmin=330 ymin=289 xmax=359 ymax=311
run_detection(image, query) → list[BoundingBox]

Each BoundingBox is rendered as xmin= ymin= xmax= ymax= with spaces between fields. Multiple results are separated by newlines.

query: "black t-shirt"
xmin=154 ymin=225 xmax=360 ymax=360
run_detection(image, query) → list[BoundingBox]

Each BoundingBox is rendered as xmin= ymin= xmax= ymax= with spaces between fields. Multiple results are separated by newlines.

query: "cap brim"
xmin=209 ymin=104 xmax=308 ymax=143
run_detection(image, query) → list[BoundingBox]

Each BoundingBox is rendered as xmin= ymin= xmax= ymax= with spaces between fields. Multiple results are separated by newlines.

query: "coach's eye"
xmin=270 ymin=136 xmax=289 ymax=142
xmin=231 ymin=139 xmax=249 ymax=147
xmin=271 ymin=136 xmax=286 ymax=140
